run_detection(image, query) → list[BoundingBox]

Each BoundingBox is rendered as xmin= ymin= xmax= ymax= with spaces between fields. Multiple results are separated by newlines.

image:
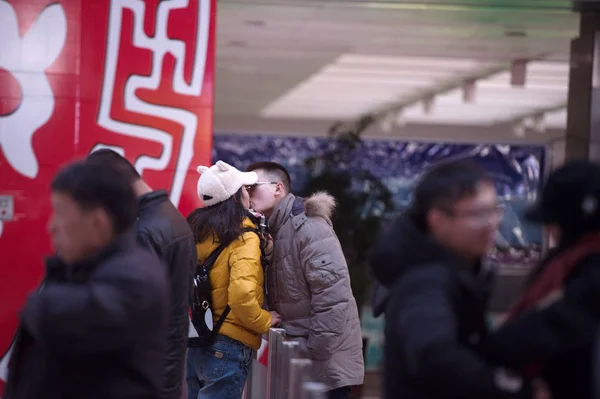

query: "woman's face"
xmin=241 ymin=186 xmax=251 ymax=209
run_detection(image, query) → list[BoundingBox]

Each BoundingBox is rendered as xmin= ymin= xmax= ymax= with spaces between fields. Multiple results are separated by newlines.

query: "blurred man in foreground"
xmin=370 ymin=160 xmax=535 ymax=399
xmin=4 ymin=161 xmax=169 ymax=399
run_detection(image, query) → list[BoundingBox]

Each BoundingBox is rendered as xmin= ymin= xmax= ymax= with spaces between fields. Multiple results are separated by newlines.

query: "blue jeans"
xmin=186 ymin=335 xmax=253 ymax=399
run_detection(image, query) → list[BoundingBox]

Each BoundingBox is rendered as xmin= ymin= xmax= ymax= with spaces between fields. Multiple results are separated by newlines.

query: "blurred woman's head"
xmin=526 ymin=160 xmax=600 ymax=246
xmin=187 ymin=161 xmax=258 ymax=246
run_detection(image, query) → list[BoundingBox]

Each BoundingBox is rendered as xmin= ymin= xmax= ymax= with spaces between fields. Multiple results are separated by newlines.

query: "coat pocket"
xmin=308 ymin=254 xmax=338 ymax=287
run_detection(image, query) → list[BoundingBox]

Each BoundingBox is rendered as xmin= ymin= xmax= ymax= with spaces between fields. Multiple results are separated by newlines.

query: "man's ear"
xmin=274 ymin=182 xmax=286 ymax=196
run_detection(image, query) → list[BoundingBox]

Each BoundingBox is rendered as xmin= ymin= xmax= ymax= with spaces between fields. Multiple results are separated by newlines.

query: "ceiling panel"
xmin=215 ymin=0 xmax=578 ymax=138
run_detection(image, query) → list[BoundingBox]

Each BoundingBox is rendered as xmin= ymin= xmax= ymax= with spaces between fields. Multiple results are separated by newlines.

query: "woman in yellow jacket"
xmin=185 ymin=161 xmax=281 ymax=399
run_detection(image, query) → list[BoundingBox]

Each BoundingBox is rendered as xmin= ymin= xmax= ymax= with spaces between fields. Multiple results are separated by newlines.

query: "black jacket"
xmin=4 ymin=233 xmax=169 ymax=399
xmin=135 ymin=190 xmax=196 ymax=399
xmin=484 ymin=251 xmax=600 ymax=399
xmin=369 ymin=213 xmax=533 ymax=399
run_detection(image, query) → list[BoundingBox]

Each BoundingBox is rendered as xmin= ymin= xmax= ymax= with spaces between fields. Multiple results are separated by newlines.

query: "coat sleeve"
xmin=21 ymin=258 xmax=166 ymax=357
xmin=297 ymin=219 xmax=351 ymax=361
xmin=136 ymin=230 xmax=161 ymax=259
xmin=389 ymin=265 xmax=532 ymax=399
xmin=484 ymin=257 xmax=600 ymax=369
xmin=227 ymin=232 xmax=272 ymax=334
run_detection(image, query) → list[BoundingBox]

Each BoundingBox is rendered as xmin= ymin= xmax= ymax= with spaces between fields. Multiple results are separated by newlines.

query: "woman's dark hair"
xmin=187 ymin=188 xmax=247 ymax=247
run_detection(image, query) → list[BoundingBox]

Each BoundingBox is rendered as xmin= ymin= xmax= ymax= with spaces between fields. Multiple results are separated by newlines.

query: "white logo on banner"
xmin=0 ymin=3 xmax=66 ymax=387
xmin=0 ymin=1 xmax=67 ymax=179
xmin=94 ymin=0 xmax=211 ymax=207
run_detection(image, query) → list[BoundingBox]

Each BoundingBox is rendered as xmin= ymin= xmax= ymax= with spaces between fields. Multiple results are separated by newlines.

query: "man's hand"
xmin=270 ymin=311 xmax=282 ymax=328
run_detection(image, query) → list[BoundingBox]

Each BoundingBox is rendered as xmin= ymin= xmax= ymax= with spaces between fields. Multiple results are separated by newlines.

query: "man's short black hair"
xmin=51 ymin=161 xmax=138 ymax=234
xmin=409 ymin=159 xmax=493 ymax=230
xmin=247 ymin=161 xmax=292 ymax=193
xmin=86 ymin=149 xmax=140 ymax=184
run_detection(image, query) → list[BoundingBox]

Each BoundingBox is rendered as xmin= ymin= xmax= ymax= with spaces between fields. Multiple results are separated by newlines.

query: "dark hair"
xmin=86 ymin=149 xmax=141 ymax=184
xmin=51 ymin=161 xmax=138 ymax=234
xmin=187 ymin=188 xmax=247 ymax=247
xmin=409 ymin=159 xmax=493 ymax=231
xmin=246 ymin=161 xmax=291 ymax=193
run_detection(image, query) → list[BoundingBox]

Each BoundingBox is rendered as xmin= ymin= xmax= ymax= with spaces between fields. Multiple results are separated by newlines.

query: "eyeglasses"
xmin=442 ymin=204 xmax=505 ymax=225
xmin=245 ymin=182 xmax=279 ymax=192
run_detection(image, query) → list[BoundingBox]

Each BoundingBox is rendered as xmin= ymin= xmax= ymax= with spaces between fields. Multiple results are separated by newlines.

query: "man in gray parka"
xmin=246 ymin=162 xmax=364 ymax=399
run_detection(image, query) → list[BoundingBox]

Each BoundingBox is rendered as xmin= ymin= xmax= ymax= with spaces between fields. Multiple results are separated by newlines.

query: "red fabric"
xmin=505 ymin=231 xmax=600 ymax=377
xmin=508 ymin=231 xmax=600 ymax=318
xmin=259 ymin=344 xmax=269 ymax=367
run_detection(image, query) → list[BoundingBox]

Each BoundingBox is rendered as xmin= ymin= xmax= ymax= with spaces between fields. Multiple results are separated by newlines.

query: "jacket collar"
xmin=138 ymin=189 xmax=169 ymax=213
xmin=46 ymin=232 xmax=136 ymax=281
xmin=268 ymin=193 xmax=297 ymax=236
xmin=371 ymin=212 xmax=492 ymax=294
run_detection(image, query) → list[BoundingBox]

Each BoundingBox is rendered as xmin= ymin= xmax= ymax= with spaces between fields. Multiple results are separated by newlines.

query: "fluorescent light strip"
xmin=262 ymin=55 xmax=570 ymax=126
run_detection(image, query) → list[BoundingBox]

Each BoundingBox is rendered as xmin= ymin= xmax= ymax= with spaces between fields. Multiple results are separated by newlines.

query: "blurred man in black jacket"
xmin=87 ymin=150 xmax=196 ymax=399
xmin=370 ymin=160 xmax=535 ymax=399
xmin=4 ymin=161 xmax=169 ymax=399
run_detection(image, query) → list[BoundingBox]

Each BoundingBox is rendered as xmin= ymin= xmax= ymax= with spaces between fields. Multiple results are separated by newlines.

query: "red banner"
xmin=0 ymin=0 xmax=215 ymax=390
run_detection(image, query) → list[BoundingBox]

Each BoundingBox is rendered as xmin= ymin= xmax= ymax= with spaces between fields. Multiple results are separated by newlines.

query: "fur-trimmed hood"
xmin=268 ymin=192 xmax=336 ymax=236
xmin=304 ymin=191 xmax=336 ymax=219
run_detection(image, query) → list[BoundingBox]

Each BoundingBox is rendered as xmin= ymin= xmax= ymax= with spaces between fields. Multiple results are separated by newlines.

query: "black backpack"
xmin=189 ymin=244 xmax=229 ymax=347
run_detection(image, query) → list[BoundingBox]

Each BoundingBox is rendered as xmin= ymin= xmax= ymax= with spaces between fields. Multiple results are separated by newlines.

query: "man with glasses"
xmin=370 ymin=160 xmax=534 ymax=399
xmin=246 ymin=162 xmax=364 ymax=399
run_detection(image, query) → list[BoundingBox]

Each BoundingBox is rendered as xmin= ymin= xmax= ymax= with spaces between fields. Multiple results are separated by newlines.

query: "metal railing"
xmin=244 ymin=328 xmax=328 ymax=399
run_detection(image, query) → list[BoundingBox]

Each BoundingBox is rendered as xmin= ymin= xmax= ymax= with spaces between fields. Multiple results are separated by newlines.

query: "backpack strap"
xmin=197 ymin=244 xmax=230 ymax=335
xmin=214 ymin=306 xmax=231 ymax=334
xmin=199 ymin=243 xmax=227 ymax=272
xmin=241 ymin=226 xmax=269 ymax=268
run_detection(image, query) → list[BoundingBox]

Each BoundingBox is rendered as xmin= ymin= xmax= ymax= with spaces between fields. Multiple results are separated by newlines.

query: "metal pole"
xmin=280 ymin=341 xmax=299 ymax=398
xmin=266 ymin=328 xmax=286 ymax=399
xmin=274 ymin=333 xmax=287 ymax=398
xmin=289 ymin=358 xmax=312 ymax=399
xmin=300 ymin=382 xmax=328 ymax=399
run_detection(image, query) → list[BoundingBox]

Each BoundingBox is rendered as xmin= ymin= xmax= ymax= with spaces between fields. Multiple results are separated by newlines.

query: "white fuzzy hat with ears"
xmin=196 ymin=161 xmax=258 ymax=206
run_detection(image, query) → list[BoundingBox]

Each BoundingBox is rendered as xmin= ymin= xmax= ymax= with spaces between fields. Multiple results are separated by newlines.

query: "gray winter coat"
xmin=267 ymin=192 xmax=364 ymax=391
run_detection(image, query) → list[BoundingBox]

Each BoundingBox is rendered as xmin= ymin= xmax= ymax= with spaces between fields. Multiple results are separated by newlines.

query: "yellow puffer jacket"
xmin=196 ymin=217 xmax=271 ymax=350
